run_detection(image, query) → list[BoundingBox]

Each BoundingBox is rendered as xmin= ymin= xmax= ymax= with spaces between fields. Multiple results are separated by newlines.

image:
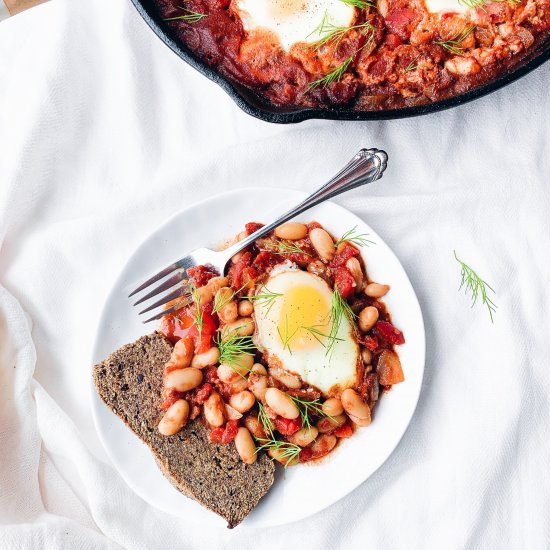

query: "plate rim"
xmin=90 ymin=185 xmax=426 ymax=528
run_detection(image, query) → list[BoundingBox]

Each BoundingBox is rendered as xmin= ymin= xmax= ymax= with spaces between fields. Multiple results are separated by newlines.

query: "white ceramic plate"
xmin=90 ymin=187 xmax=425 ymax=528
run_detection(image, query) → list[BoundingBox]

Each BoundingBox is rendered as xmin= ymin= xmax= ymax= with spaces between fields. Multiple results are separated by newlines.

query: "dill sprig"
xmin=255 ymin=438 xmax=302 ymax=468
xmin=301 ymin=324 xmax=344 ymax=348
xmin=248 ymin=285 xmax=283 ymax=317
xmin=215 ymin=330 xmax=256 ymax=370
xmin=310 ymin=16 xmax=375 ymax=51
xmin=405 ymin=55 xmax=420 ymax=73
xmin=163 ymin=7 xmax=207 ymax=23
xmin=290 ymin=396 xmax=332 ymax=430
xmin=212 ymin=284 xmax=247 ymax=315
xmin=190 ymin=284 xmax=203 ymax=342
xmin=261 ymin=240 xmax=312 ymax=257
xmin=257 ymin=402 xmax=274 ymax=437
xmin=327 ymin=288 xmax=357 ymax=357
xmin=435 ymin=26 xmax=475 ymax=56
xmin=339 ymin=0 xmax=375 ymax=8
xmin=277 ymin=315 xmax=298 ymax=354
xmin=307 ymin=55 xmax=354 ymax=90
xmin=453 ymin=250 xmax=497 ymax=322
xmin=334 ymin=226 xmax=375 ymax=248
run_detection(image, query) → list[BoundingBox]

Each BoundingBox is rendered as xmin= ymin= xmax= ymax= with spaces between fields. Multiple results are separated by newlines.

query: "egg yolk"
xmin=278 ymin=284 xmax=330 ymax=351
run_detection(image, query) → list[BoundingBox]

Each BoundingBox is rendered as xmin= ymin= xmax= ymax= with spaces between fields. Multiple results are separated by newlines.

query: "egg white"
xmin=232 ymin=0 xmax=355 ymax=51
xmin=423 ymin=0 xmax=468 ymax=13
xmin=253 ymin=263 xmax=360 ymax=396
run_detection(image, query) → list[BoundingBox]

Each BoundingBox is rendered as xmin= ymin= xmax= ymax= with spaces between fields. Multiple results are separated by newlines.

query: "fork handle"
xmin=223 ymin=148 xmax=388 ymax=258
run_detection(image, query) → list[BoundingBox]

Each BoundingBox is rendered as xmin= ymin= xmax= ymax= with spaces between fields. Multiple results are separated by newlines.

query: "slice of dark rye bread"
xmin=93 ymin=333 xmax=275 ymax=528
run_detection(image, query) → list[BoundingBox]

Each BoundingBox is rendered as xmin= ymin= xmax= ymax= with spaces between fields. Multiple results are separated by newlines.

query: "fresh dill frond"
xmin=163 ymin=7 xmax=207 ymax=23
xmin=339 ymin=0 xmax=375 ymax=8
xmin=257 ymin=402 xmax=274 ymax=438
xmin=190 ymin=283 xmax=203 ymax=343
xmin=277 ymin=315 xmax=298 ymax=354
xmin=261 ymin=240 xmax=312 ymax=257
xmin=307 ymin=55 xmax=354 ymax=90
xmin=215 ymin=330 xmax=256 ymax=371
xmin=453 ymin=250 xmax=497 ymax=322
xmin=311 ymin=18 xmax=375 ymax=51
xmin=301 ymin=324 xmax=344 ymax=348
xmin=435 ymin=26 xmax=475 ymax=56
xmin=248 ymin=285 xmax=283 ymax=316
xmin=404 ymin=55 xmax=421 ymax=73
xmin=255 ymin=436 xmax=302 ymax=467
xmin=326 ymin=288 xmax=357 ymax=357
xmin=334 ymin=225 xmax=375 ymax=248
xmin=290 ymin=396 xmax=332 ymax=430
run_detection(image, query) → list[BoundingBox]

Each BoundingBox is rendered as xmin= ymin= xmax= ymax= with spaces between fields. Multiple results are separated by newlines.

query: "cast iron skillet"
xmin=131 ymin=0 xmax=550 ymax=123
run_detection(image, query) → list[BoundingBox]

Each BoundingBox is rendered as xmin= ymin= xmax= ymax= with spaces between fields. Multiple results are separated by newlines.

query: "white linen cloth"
xmin=1 ymin=0 xmax=550 ymax=548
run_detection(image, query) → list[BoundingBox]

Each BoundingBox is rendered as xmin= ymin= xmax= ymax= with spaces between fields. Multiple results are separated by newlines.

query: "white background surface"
xmin=0 ymin=0 xmax=549 ymax=548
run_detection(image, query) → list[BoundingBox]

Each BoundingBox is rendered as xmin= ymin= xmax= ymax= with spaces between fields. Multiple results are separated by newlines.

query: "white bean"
xmin=265 ymin=388 xmax=300 ymax=419
xmin=207 ymin=276 xmax=229 ymax=294
xmin=229 ymin=390 xmax=256 ymax=413
xmin=309 ymin=434 xmax=337 ymax=457
xmin=190 ymin=347 xmax=220 ymax=369
xmin=170 ymin=337 xmax=194 ymax=368
xmin=234 ymin=427 xmax=257 ymax=464
xmin=268 ymin=367 xmax=302 ymax=389
xmin=244 ymin=415 xmax=266 ymax=439
xmin=288 ymin=426 xmax=318 ymax=447
xmin=215 ymin=287 xmax=238 ymax=324
xmin=346 ymin=257 xmax=364 ymax=292
xmin=316 ymin=414 xmax=347 ymax=433
xmin=309 ymin=228 xmax=335 ymax=261
xmin=358 ymin=306 xmax=379 ymax=332
xmin=341 ymin=388 xmax=371 ymax=421
xmin=164 ymin=368 xmax=203 ymax=392
xmin=274 ymin=222 xmax=308 ymax=241
xmin=348 ymin=412 xmax=371 ymax=427
xmin=322 ymin=398 xmax=344 ymax=417
xmin=203 ymin=392 xmax=226 ymax=427
xmin=365 ymin=283 xmax=390 ymax=298
xmin=248 ymin=363 xmax=268 ymax=401
xmin=238 ymin=300 xmax=254 ymax=317
xmin=225 ymin=404 xmax=243 ymax=420
xmin=222 ymin=317 xmax=255 ymax=339
xmin=268 ymin=448 xmax=299 ymax=466
xmin=361 ymin=348 xmax=373 ymax=365
xmin=228 ymin=377 xmax=249 ymax=394
xmin=158 ymin=399 xmax=189 ymax=436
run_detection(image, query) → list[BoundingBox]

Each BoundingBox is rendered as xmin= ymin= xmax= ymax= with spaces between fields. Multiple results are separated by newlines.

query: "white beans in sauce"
xmin=316 ymin=414 xmax=347 ymax=433
xmin=229 ymin=390 xmax=256 ymax=413
xmin=234 ymin=427 xmax=257 ymax=464
xmin=365 ymin=283 xmax=390 ymax=298
xmin=265 ymin=388 xmax=300 ymax=419
xmin=164 ymin=367 xmax=203 ymax=392
xmin=203 ymin=392 xmax=226 ymax=427
xmin=170 ymin=337 xmax=194 ymax=368
xmin=158 ymin=399 xmax=189 ymax=436
xmin=190 ymin=346 xmax=220 ymax=369
xmin=321 ymin=397 xmax=344 ymax=417
xmin=309 ymin=228 xmax=335 ymax=261
xmin=274 ymin=222 xmax=308 ymax=240
xmin=341 ymin=388 xmax=371 ymax=422
xmin=358 ymin=306 xmax=379 ymax=332
xmin=288 ymin=426 xmax=318 ymax=447
xmin=237 ymin=300 xmax=254 ymax=317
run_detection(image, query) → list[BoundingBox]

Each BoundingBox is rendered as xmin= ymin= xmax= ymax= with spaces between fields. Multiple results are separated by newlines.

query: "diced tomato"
xmin=221 ymin=419 xmax=240 ymax=444
xmin=375 ymin=320 xmax=405 ymax=345
xmin=240 ymin=266 xmax=258 ymax=289
xmin=334 ymin=424 xmax=353 ymax=438
xmin=330 ymin=243 xmax=360 ymax=268
xmin=160 ymin=391 xmax=184 ymax=410
xmin=274 ymin=417 xmax=302 ymax=436
xmin=227 ymin=251 xmax=252 ymax=289
xmin=194 ymin=383 xmax=213 ymax=405
xmin=306 ymin=221 xmax=322 ymax=230
xmin=204 ymin=366 xmax=219 ymax=385
xmin=334 ymin=267 xmax=355 ymax=299
xmin=187 ymin=265 xmax=217 ymax=287
xmin=383 ymin=32 xmax=403 ymax=49
xmin=385 ymin=8 xmax=419 ymax=40
xmin=245 ymin=222 xmax=264 ymax=235
xmin=253 ymin=251 xmax=280 ymax=273
xmin=299 ymin=447 xmax=314 ymax=462
xmin=189 ymin=404 xmax=201 ymax=420
xmin=210 ymin=427 xmax=225 ymax=444
xmin=363 ymin=335 xmax=379 ymax=351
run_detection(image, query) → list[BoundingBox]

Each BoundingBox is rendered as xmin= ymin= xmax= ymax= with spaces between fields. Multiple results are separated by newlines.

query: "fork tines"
xmin=129 ymin=262 xmax=191 ymax=323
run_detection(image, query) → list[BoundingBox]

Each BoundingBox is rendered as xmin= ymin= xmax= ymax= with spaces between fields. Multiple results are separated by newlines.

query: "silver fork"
xmin=129 ymin=148 xmax=388 ymax=323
